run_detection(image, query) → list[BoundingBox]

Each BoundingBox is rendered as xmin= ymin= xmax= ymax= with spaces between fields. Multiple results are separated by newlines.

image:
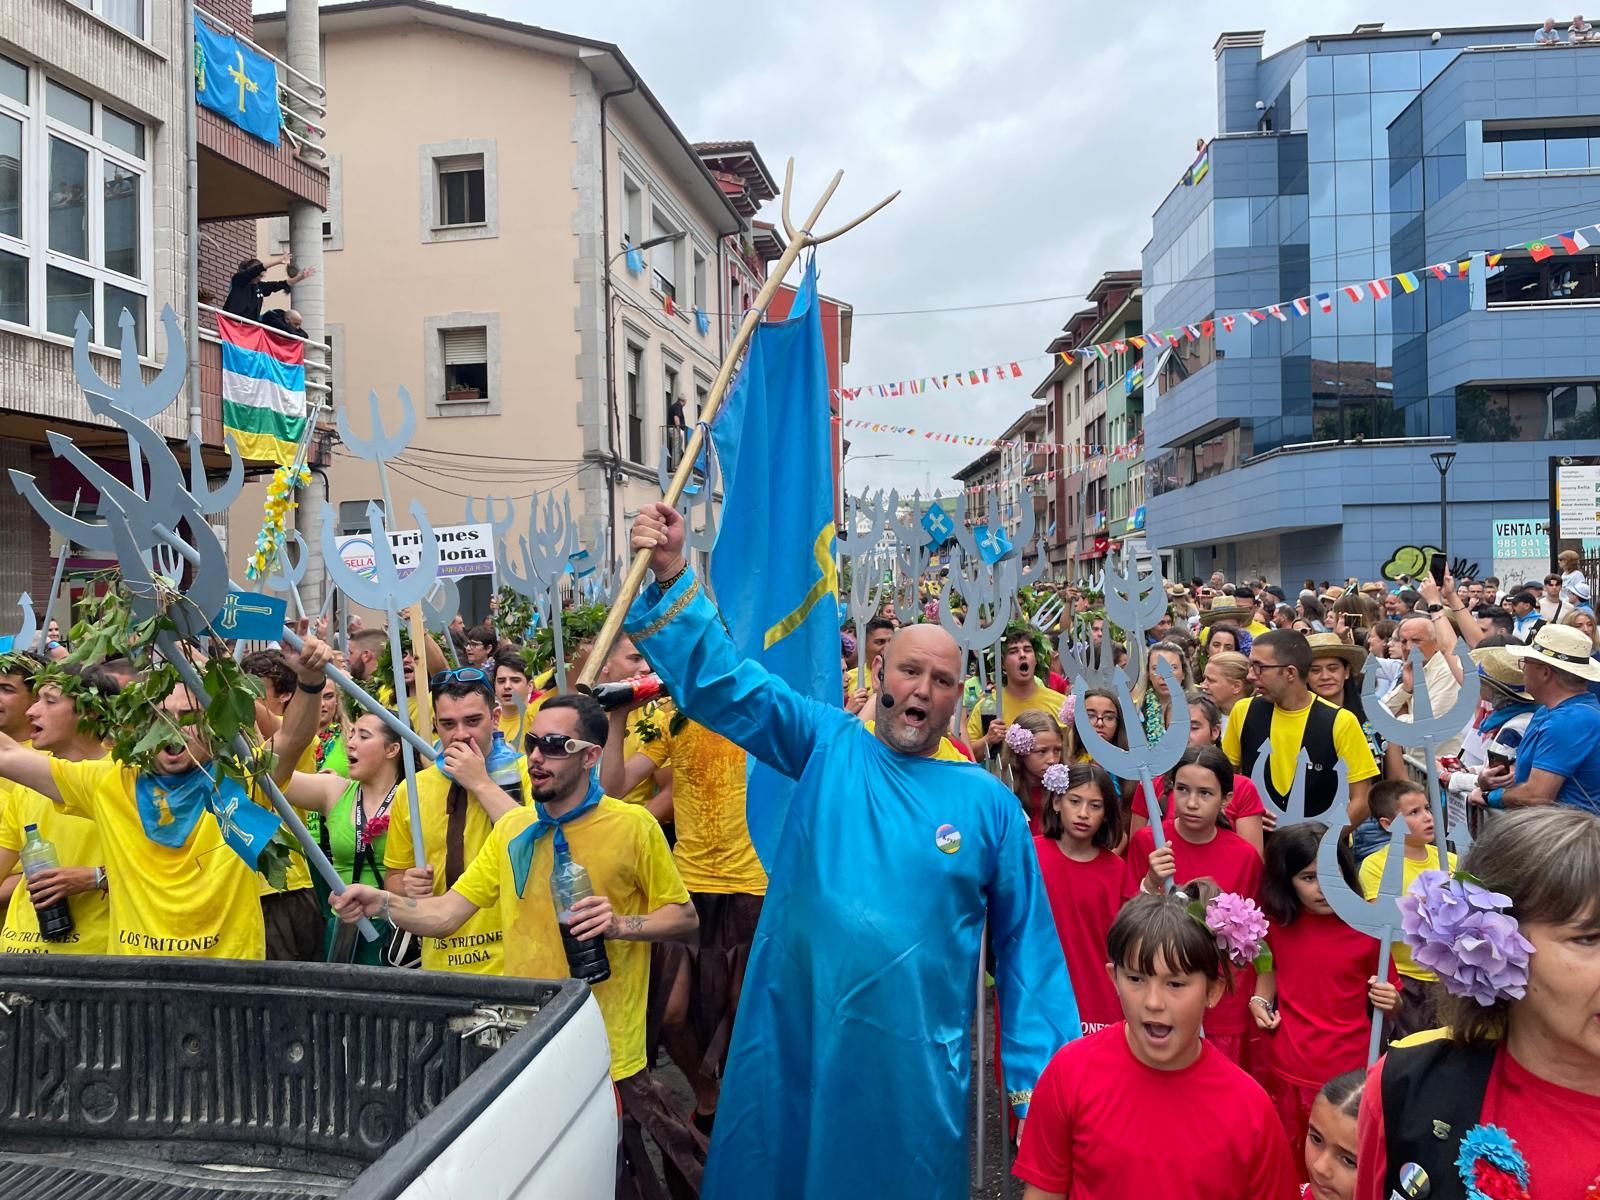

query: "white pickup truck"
xmin=0 ymin=957 xmax=616 ymax=1198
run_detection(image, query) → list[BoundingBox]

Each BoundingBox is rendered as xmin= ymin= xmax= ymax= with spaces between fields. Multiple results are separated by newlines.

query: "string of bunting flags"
xmin=835 ymin=220 xmax=1600 ymax=398
xmin=837 ymin=414 xmax=1144 ymax=475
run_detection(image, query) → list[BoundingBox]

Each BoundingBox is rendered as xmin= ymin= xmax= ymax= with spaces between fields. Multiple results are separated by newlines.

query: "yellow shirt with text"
xmin=1360 ymin=844 xmax=1457 ymax=980
xmin=0 ymin=783 xmax=111 ymax=954
xmin=383 ymin=759 xmax=532 ymax=974
xmin=48 ymin=757 xmax=264 ymax=960
xmin=1221 ymin=695 xmax=1379 ymax=797
xmin=453 ymin=796 xmax=688 ymax=1080
xmin=638 ymin=712 xmax=764 ymax=895
xmin=965 ymin=680 xmax=1069 ymax=744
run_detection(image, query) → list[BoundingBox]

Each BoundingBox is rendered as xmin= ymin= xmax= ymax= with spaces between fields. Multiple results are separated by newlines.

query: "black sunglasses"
xmin=525 ymin=733 xmax=600 ymax=759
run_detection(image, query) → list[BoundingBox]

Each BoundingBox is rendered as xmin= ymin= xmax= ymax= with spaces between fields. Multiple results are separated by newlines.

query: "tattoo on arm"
xmin=622 ymin=915 xmax=647 ymax=937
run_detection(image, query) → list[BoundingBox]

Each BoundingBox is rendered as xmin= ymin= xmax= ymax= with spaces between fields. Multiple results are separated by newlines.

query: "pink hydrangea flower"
xmin=1204 ymin=892 xmax=1271 ymax=967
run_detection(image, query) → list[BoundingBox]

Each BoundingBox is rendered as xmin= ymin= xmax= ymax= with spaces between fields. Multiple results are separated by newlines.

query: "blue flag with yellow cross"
xmin=708 ymin=254 xmax=843 ymax=866
xmin=194 ymin=17 xmax=281 ymax=146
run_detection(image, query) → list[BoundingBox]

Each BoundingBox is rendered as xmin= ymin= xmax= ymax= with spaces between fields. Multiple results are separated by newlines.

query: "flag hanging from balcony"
xmin=217 ymin=314 xmax=308 ymax=467
xmin=194 ymin=18 xmax=281 ymax=146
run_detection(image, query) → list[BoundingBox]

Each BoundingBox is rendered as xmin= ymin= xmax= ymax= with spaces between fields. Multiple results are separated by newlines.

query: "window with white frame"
xmin=73 ymin=0 xmax=146 ymax=40
xmin=692 ymin=248 xmax=707 ymax=315
xmin=435 ymin=155 xmax=485 ymax=227
xmin=622 ymin=175 xmax=642 ymax=248
xmin=650 ymin=209 xmax=680 ymax=302
xmin=0 ymin=58 xmax=152 ymax=353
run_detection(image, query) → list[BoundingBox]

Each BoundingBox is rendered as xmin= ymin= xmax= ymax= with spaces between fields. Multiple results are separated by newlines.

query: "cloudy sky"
xmin=273 ymin=0 xmax=1528 ymax=495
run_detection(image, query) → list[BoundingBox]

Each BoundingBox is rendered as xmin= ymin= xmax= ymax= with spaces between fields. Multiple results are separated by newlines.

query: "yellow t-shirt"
xmin=0 ymin=782 xmax=111 ymax=954
xmin=1221 ymin=695 xmax=1379 ymax=798
xmin=453 ymin=796 xmax=688 ymax=1081
xmin=965 ymin=680 xmax=1069 ymax=743
xmin=0 ymin=741 xmax=32 ymax=891
xmin=618 ymin=700 xmax=675 ymax=809
xmin=256 ymin=741 xmax=317 ymax=898
xmin=498 ymin=708 xmax=525 ymax=749
xmin=1360 ymin=844 xmax=1457 ymax=980
xmin=48 ymin=757 xmax=265 ymax=960
xmin=863 ymin=720 xmax=970 ymax=763
xmin=383 ymin=759 xmax=532 ymax=974
xmin=638 ymin=714 xmax=764 ymax=896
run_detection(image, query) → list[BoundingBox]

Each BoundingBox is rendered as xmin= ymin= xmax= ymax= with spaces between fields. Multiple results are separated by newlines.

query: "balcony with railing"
xmin=197 ymin=302 xmax=333 ymax=465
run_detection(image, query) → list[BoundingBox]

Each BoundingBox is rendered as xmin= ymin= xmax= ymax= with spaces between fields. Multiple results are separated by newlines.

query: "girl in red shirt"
xmin=1356 ymin=807 xmax=1600 ymax=1200
xmin=1129 ymin=691 xmax=1267 ymax=856
xmin=1252 ymin=822 xmax=1400 ymax=1176
xmin=1125 ymin=744 xmax=1263 ymax=1065
xmin=1033 ymin=761 xmax=1124 ymax=1034
xmin=1001 ymin=709 xmax=1064 ymax=837
xmin=1014 ymin=887 xmax=1297 ymax=1199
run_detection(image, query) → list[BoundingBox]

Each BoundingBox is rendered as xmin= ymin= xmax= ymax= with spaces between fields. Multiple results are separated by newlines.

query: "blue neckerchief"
xmin=135 ymin=763 xmax=282 ymax=870
xmin=506 ymin=770 xmax=603 ymax=898
xmin=1480 ymin=700 xmax=1537 ymax=736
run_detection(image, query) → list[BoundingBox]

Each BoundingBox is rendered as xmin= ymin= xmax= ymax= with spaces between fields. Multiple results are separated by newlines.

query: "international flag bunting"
xmin=1457 ymin=259 xmax=1472 ymax=275
xmin=1148 ymin=331 xmax=1166 ymax=348
xmin=1528 ymin=239 xmax=1555 ymax=262
xmin=1184 ymin=324 xmax=1202 ymax=340
xmin=1267 ymin=305 xmax=1287 ymax=322
xmin=1367 ymin=279 xmax=1391 ymax=300
xmin=1395 ymin=271 xmax=1419 ymax=294
xmin=1242 ymin=310 xmax=1262 ymax=326
xmin=1316 ymin=293 xmax=1333 ymax=313
xmin=1428 ymin=262 xmax=1454 ymax=281
xmin=1129 ymin=335 xmax=1146 ymax=349
xmin=1221 ymin=314 xmax=1236 ymax=332
xmin=1343 ymin=284 xmax=1364 ymax=303
xmin=1200 ymin=318 xmax=1215 ymax=337
xmin=217 ymin=314 xmax=308 ymax=466
xmin=1488 ymin=253 xmax=1503 ymax=268
xmin=1291 ymin=297 xmax=1310 ymax=316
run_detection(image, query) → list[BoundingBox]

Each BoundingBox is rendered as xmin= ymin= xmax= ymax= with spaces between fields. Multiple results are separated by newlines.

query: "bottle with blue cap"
xmin=484 ymin=730 xmax=524 ymax=804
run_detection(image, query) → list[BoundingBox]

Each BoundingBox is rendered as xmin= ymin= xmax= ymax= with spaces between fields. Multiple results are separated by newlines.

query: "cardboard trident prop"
xmin=575 ymin=158 xmax=899 ymax=692
xmin=464 ymin=494 xmax=514 ymax=594
xmin=262 ymin=529 xmax=310 ymax=620
xmin=422 ymin=577 xmax=462 ymax=667
xmin=501 ymin=492 xmax=580 ymax=694
xmin=73 ymin=305 xmax=186 ymax=502
xmin=322 ymin=498 xmax=441 ymax=867
xmin=846 ymin=552 xmax=889 ymax=693
xmin=1 ymin=593 xmax=36 ymax=655
xmin=1250 ymin=748 xmax=1319 ymax=831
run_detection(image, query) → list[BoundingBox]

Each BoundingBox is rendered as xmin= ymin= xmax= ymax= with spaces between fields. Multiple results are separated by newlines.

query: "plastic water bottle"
xmin=20 ymin=824 xmax=74 ymax=942
xmin=549 ymin=847 xmax=611 ymax=985
xmin=486 ymin=731 xmax=524 ymax=803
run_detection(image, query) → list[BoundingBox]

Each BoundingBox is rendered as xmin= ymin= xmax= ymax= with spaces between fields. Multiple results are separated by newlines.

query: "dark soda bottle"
xmin=20 ymin=823 xmax=74 ymax=942
xmin=591 ymin=674 xmax=666 ymax=712
xmin=549 ymin=847 xmax=610 ymax=984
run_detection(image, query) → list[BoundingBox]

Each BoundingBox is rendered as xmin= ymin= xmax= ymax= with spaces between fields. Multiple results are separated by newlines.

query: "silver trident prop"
xmin=1070 ymin=656 xmax=1189 ymax=874
xmin=262 ymin=529 xmax=310 ymax=621
xmin=465 ymin=494 xmax=515 ymax=595
xmin=1362 ymin=642 xmax=1478 ymax=864
xmin=99 ymin=504 xmax=379 ymax=944
xmin=518 ymin=492 xmax=581 ymax=695
xmin=185 ymin=432 xmax=245 ymax=515
xmin=1251 ymin=748 xmax=1319 ymax=832
xmin=72 ymin=304 xmax=186 ymax=500
xmin=37 ymin=489 xmax=79 ymax=652
xmin=422 ymin=577 xmax=462 ymax=668
xmin=846 ymin=551 xmax=889 ymax=692
xmin=338 ymin=388 xmax=416 ymax=527
xmin=1103 ymin=554 xmax=1170 ymax=694
xmin=6 ymin=593 xmax=37 ymax=655
xmin=1315 ymin=771 xmax=1413 ymax=1064
xmin=321 ymin=499 xmax=442 ymax=867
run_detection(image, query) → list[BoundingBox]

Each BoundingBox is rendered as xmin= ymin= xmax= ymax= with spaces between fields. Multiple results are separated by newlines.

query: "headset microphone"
xmin=878 ymin=671 xmax=894 ymax=708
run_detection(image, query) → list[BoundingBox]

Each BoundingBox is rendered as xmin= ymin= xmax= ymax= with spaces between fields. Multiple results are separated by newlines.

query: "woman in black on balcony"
xmin=223 ymin=251 xmax=315 ymax=322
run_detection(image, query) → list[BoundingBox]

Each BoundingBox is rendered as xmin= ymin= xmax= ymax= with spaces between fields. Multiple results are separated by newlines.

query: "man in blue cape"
xmin=625 ymin=502 xmax=1078 ymax=1200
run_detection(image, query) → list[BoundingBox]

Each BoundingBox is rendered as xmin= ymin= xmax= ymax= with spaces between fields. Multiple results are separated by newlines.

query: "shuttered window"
xmin=442 ymin=325 xmax=489 ymax=401
xmin=442 ymin=326 xmax=487 ymax=365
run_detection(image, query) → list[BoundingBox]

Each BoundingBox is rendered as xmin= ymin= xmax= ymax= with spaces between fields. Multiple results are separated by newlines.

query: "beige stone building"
xmin=248 ymin=0 xmax=777 ymax=622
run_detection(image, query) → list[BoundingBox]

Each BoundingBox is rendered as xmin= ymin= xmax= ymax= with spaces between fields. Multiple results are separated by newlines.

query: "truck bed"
xmin=0 ymin=958 xmax=595 ymax=1199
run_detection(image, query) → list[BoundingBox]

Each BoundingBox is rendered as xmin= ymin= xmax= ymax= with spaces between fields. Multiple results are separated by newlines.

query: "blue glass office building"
xmin=1144 ymin=24 xmax=1600 ymax=584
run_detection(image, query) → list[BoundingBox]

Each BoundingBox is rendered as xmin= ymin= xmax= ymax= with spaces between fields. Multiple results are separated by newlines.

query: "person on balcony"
xmin=223 ymin=252 xmax=315 ymax=323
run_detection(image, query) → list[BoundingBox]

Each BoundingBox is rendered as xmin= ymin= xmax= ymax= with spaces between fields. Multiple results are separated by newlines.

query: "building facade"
xmin=1143 ymin=23 xmax=1600 ymax=584
xmin=1035 ymin=306 xmax=1096 ymax=577
xmin=953 ymin=446 xmax=1001 ymax=531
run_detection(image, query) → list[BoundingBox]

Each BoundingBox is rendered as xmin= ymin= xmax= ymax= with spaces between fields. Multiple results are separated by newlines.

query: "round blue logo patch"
xmin=935 ymin=823 xmax=961 ymax=854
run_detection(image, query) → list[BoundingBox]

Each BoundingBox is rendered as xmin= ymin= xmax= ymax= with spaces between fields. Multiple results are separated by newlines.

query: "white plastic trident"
xmin=320 ymin=499 xmax=442 ymax=867
xmin=1313 ymin=767 xmax=1414 ymax=1064
xmin=1362 ymin=641 xmax=1478 ymax=865
xmin=575 ymin=158 xmax=899 ymax=692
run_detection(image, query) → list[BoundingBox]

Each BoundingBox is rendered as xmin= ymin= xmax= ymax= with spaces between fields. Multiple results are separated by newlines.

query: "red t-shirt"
xmin=1264 ymin=910 xmax=1400 ymax=1088
xmin=1015 ymin=1023 xmax=1298 ymax=1199
xmin=1357 ymin=1042 xmax=1600 ymax=1200
xmin=1123 ymin=821 xmax=1264 ymax=1034
xmin=1033 ymin=837 xmax=1124 ymax=1033
xmin=1134 ymin=772 xmax=1268 ymax=828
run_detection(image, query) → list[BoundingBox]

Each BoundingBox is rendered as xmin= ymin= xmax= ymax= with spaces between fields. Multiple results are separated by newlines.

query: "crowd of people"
xmin=1 ymin=511 xmax=1598 ymax=1199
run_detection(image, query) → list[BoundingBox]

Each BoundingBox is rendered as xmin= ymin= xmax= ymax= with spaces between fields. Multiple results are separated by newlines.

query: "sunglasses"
xmin=524 ymin=733 xmax=600 ymax=759
xmin=429 ymin=667 xmax=493 ymax=695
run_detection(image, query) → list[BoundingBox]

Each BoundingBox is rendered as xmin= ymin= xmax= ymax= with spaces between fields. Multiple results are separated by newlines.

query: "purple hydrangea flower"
xmin=1057 ymin=694 xmax=1076 ymax=727
xmin=1041 ymin=763 xmax=1072 ymax=794
xmin=1399 ymin=870 xmax=1534 ymax=1008
xmin=1004 ymin=724 xmax=1036 ymax=754
xmin=1205 ymin=893 xmax=1271 ymax=967
xmin=923 ymin=599 xmax=940 ymax=623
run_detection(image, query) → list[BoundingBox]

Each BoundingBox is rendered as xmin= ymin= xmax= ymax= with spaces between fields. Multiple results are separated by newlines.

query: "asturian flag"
xmin=217 ymin=314 xmax=308 ymax=466
xmin=194 ymin=18 xmax=281 ymax=145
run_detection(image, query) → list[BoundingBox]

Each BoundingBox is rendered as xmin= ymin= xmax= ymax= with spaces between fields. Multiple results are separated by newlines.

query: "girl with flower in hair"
xmin=1014 ymin=883 xmax=1297 ymax=1199
xmin=1355 ymin=807 xmax=1600 ymax=1200
xmin=1124 ymin=744 xmax=1264 ymax=1063
xmin=1033 ymin=761 xmax=1124 ymax=1034
xmin=1253 ymin=822 xmax=1401 ymax=1176
xmin=1001 ymin=709 xmax=1065 ymax=836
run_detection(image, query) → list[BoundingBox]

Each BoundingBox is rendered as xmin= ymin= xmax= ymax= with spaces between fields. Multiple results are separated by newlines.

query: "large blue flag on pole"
xmin=709 ymin=255 xmax=842 ymax=867
xmin=195 ymin=17 xmax=281 ymax=146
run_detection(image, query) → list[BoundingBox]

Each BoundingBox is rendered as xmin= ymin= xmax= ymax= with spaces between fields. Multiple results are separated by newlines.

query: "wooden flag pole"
xmin=576 ymin=159 xmax=898 ymax=693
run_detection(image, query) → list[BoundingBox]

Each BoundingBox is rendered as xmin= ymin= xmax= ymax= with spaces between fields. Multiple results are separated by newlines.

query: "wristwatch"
xmin=1427 ymin=603 xmax=1445 ymax=614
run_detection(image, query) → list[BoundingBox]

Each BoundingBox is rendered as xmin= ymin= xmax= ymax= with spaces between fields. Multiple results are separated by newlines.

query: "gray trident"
xmin=99 ymin=503 xmax=379 ymax=945
xmin=1071 ymin=656 xmax=1189 ymax=873
xmin=1251 ymin=748 xmax=1319 ymax=832
xmin=847 ymin=552 xmax=889 ymax=693
xmin=1362 ymin=641 xmax=1478 ymax=865
xmin=262 ymin=529 xmax=310 ymax=620
xmin=464 ymin=494 xmax=515 ymax=594
xmin=321 ymin=499 xmax=441 ymax=868
xmin=72 ymin=304 xmax=187 ymax=498
xmin=1103 ymin=554 xmax=1171 ymax=693
xmin=519 ymin=492 xmax=581 ymax=694
xmin=338 ymin=388 xmax=416 ymax=526
xmin=6 ymin=593 xmax=37 ymax=655
xmin=422 ymin=577 xmax=462 ymax=667
xmin=1314 ymin=767 xmax=1413 ymax=1064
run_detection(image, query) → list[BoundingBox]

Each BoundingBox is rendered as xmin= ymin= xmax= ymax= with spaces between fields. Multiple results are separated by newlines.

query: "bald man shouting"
xmin=625 ymin=503 xmax=1076 ymax=1200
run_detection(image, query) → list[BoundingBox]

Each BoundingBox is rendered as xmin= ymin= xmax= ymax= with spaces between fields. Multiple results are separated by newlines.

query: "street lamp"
xmin=1430 ymin=449 xmax=1457 ymax=550
xmin=608 ymin=230 xmax=685 ymax=270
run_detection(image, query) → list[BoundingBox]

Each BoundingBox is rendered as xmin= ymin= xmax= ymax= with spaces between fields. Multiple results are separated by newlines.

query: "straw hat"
xmin=1199 ymin=599 xmax=1252 ymax=627
xmin=1320 ymin=585 xmax=1347 ymax=604
xmin=1470 ymin=645 xmax=1531 ymax=701
xmin=1507 ymin=623 xmax=1600 ymax=682
xmin=1359 ymin=581 xmax=1385 ymax=595
xmin=1305 ymin=632 xmax=1366 ymax=672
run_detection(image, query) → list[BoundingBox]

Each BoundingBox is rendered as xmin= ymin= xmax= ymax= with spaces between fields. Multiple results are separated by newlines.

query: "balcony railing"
xmin=199 ymin=8 xmax=328 ymax=162
xmin=197 ymin=302 xmax=332 ymax=454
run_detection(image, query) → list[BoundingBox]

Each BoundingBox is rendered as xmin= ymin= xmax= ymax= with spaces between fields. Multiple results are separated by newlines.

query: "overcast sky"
xmin=269 ymin=0 xmax=1528 ymax=496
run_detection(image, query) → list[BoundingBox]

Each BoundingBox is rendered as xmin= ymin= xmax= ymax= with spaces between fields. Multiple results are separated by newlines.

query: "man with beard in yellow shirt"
xmin=967 ymin=626 xmax=1068 ymax=762
xmin=0 ymin=638 xmax=333 ymax=960
xmin=335 ymin=695 xmax=701 ymax=1191
xmin=0 ymin=662 xmax=119 ymax=954
xmin=382 ymin=668 xmax=531 ymax=973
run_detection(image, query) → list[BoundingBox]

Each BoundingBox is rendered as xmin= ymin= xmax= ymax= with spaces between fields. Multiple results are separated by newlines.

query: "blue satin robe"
xmin=627 ymin=571 xmax=1078 ymax=1200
